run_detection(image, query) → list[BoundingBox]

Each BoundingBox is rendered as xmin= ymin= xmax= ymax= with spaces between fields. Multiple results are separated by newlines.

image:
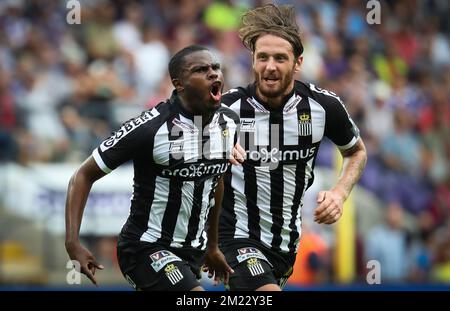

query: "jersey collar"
xmin=169 ymin=90 xmax=195 ymax=120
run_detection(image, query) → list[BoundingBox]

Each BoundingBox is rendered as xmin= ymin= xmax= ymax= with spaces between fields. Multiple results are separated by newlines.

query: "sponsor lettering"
xmin=100 ymin=109 xmax=159 ymax=152
xmin=161 ymin=162 xmax=229 ymax=178
xmin=247 ymin=146 xmax=316 ymax=163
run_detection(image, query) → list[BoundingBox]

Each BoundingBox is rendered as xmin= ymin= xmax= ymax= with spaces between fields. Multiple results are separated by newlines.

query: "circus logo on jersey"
xmin=298 ymin=112 xmax=312 ymax=136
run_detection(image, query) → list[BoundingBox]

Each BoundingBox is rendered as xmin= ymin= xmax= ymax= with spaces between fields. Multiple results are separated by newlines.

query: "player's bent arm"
xmin=65 ymin=156 xmax=106 ymax=246
xmin=314 ymin=138 xmax=367 ymax=224
xmin=333 ymin=138 xmax=367 ymax=200
xmin=65 ymin=156 xmax=106 ymax=285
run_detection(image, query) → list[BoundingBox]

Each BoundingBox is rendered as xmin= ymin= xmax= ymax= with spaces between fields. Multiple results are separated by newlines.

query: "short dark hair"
xmin=168 ymin=45 xmax=209 ymax=80
xmin=239 ymin=4 xmax=303 ymax=59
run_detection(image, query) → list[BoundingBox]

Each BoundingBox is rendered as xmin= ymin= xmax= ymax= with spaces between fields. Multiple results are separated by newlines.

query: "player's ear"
xmin=294 ymin=56 xmax=303 ymax=73
xmin=172 ymin=78 xmax=184 ymax=92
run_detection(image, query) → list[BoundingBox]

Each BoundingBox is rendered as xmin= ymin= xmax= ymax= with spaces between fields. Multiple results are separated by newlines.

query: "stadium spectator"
xmin=365 ymin=202 xmax=409 ymax=282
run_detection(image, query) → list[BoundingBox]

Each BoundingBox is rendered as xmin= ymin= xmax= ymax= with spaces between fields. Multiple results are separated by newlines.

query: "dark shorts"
xmin=117 ymin=238 xmax=205 ymax=291
xmin=220 ymin=238 xmax=296 ymax=291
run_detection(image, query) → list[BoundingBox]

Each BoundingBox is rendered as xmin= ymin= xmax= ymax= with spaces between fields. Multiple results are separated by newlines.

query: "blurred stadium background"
xmin=0 ymin=0 xmax=449 ymax=290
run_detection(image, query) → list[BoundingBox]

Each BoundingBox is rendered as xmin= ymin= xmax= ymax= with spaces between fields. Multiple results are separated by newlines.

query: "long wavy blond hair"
xmin=239 ymin=3 xmax=303 ymax=58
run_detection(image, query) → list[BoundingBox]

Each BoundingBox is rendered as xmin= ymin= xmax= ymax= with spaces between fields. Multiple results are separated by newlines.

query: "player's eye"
xmin=193 ymin=66 xmax=208 ymax=73
xmin=275 ymin=55 xmax=287 ymax=62
xmin=257 ymin=55 xmax=268 ymax=61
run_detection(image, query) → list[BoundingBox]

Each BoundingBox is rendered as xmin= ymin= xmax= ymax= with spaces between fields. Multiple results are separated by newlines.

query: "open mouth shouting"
xmin=210 ymin=80 xmax=222 ymax=102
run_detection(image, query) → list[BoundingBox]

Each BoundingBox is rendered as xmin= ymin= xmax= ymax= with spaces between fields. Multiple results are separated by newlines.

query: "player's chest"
xmin=152 ymin=117 xmax=235 ymax=166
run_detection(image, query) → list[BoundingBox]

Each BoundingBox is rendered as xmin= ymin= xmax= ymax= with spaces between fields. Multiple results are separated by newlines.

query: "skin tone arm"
xmin=314 ymin=138 xmax=368 ymax=224
xmin=65 ymin=144 xmax=245 ymax=286
xmin=65 ymin=156 xmax=106 ymax=285
xmin=204 ymin=176 xmax=234 ymax=285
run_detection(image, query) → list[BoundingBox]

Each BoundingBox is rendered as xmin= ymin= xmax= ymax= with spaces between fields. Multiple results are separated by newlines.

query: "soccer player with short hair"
xmin=65 ymin=45 xmax=242 ymax=291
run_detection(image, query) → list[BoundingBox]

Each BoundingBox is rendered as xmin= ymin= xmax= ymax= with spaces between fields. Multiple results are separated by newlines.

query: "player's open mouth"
xmin=210 ymin=81 xmax=222 ymax=101
xmin=264 ymin=77 xmax=279 ymax=84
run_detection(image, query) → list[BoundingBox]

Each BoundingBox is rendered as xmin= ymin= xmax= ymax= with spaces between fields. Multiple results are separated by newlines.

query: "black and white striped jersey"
xmin=219 ymin=81 xmax=360 ymax=253
xmin=92 ymin=91 xmax=239 ymax=250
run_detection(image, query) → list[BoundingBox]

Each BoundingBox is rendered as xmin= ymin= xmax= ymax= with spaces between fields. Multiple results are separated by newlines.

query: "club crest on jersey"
xmin=247 ymin=258 xmax=265 ymax=276
xmin=298 ymin=113 xmax=312 ymax=136
xmin=149 ymin=250 xmax=182 ymax=272
xmin=164 ymin=263 xmax=184 ymax=285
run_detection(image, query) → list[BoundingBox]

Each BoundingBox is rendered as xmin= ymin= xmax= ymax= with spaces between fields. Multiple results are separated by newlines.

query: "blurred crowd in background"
xmin=0 ymin=0 xmax=449 ymax=287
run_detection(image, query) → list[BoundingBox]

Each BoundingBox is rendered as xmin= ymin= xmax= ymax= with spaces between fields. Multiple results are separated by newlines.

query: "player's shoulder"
xmin=218 ymin=104 xmax=240 ymax=124
xmin=221 ymin=86 xmax=249 ymax=107
xmin=299 ymin=81 xmax=344 ymax=107
xmin=117 ymin=100 xmax=170 ymax=134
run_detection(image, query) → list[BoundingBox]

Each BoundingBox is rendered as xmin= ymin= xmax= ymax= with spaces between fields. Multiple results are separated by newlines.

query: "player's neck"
xmin=178 ymin=95 xmax=214 ymax=127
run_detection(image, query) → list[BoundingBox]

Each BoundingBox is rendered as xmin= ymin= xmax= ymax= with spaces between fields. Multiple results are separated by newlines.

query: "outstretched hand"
xmin=65 ymin=241 xmax=104 ymax=286
xmin=203 ymin=247 xmax=234 ymax=286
